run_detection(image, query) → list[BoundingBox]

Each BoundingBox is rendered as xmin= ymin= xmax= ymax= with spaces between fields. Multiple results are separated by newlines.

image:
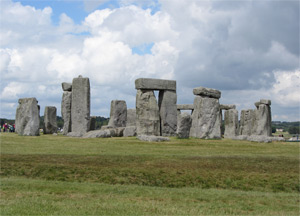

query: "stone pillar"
xmin=158 ymin=90 xmax=177 ymax=136
xmin=61 ymin=90 xmax=72 ymax=135
xmin=190 ymin=87 xmax=221 ymax=139
xmin=254 ymin=99 xmax=272 ymax=136
xmin=239 ymin=109 xmax=255 ymax=136
xmin=126 ymin=109 xmax=136 ymax=127
xmin=136 ymin=89 xmax=160 ymax=136
xmin=224 ymin=109 xmax=239 ymax=138
xmin=71 ymin=75 xmax=90 ymax=135
xmin=108 ymin=100 xmax=127 ymax=127
xmin=177 ymin=112 xmax=192 ymax=138
xmin=15 ymin=98 xmax=40 ymax=136
xmin=43 ymin=106 xmax=57 ymax=134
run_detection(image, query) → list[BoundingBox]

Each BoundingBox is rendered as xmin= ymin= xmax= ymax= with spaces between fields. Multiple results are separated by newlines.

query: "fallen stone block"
xmin=123 ymin=126 xmax=137 ymax=137
xmin=82 ymin=129 xmax=112 ymax=138
xmin=137 ymin=135 xmax=170 ymax=142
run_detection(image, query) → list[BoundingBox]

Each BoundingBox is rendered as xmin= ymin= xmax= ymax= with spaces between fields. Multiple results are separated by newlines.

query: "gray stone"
xmin=260 ymin=99 xmax=271 ymax=105
xmin=62 ymin=82 xmax=72 ymax=91
xmin=137 ymin=135 xmax=170 ymax=142
xmin=189 ymin=96 xmax=221 ymax=139
xmin=177 ymin=104 xmax=194 ymax=110
xmin=82 ymin=129 xmax=112 ymax=138
xmin=101 ymin=125 xmax=112 ymax=130
xmin=231 ymin=135 xmax=249 ymax=140
xmin=239 ymin=109 xmax=255 ymax=136
xmin=136 ymin=89 xmax=160 ymax=136
xmin=123 ymin=126 xmax=137 ymax=137
xmin=224 ymin=109 xmax=239 ymax=138
xmin=220 ymin=104 xmax=236 ymax=110
xmin=158 ymin=90 xmax=177 ymax=136
xmin=126 ymin=109 xmax=136 ymax=127
xmin=176 ymin=113 xmax=192 ymax=138
xmin=71 ymin=76 xmax=90 ymax=135
xmin=67 ymin=131 xmax=84 ymax=137
xmin=112 ymin=127 xmax=126 ymax=137
xmin=90 ymin=116 xmax=96 ymax=131
xmin=193 ymin=87 xmax=221 ymax=99
xmin=15 ymin=98 xmax=40 ymax=136
xmin=254 ymin=104 xmax=272 ymax=136
xmin=43 ymin=106 xmax=57 ymax=134
xmin=135 ymin=78 xmax=176 ymax=91
xmin=108 ymin=100 xmax=127 ymax=127
xmin=61 ymin=91 xmax=72 ymax=135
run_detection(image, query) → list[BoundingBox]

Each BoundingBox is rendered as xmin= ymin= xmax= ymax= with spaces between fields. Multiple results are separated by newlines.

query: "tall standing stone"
xmin=71 ymin=75 xmax=90 ymax=136
xmin=126 ymin=109 xmax=136 ymax=127
xmin=158 ymin=90 xmax=177 ymax=136
xmin=190 ymin=87 xmax=221 ymax=139
xmin=177 ymin=112 xmax=192 ymax=138
xmin=61 ymin=91 xmax=72 ymax=135
xmin=15 ymin=98 xmax=40 ymax=136
xmin=108 ymin=100 xmax=127 ymax=127
xmin=43 ymin=106 xmax=57 ymax=134
xmin=254 ymin=99 xmax=272 ymax=136
xmin=239 ymin=109 xmax=255 ymax=136
xmin=136 ymin=89 xmax=160 ymax=136
xmin=190 ymin=96 xmax=221 ymax=139
xmin=224 ymin=109 xmax=239 ymax=138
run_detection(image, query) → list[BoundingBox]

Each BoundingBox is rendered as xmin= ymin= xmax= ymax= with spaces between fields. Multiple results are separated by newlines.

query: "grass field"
xmin=0 ymin=133 xmax=299 ymax=215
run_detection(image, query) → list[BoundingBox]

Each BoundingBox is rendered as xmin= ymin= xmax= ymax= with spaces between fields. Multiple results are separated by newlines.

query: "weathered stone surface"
xmin=193 ymin=87 xmax=221 ymax=99
xmin=101 ymin=125 xmax=112 ymax=130
xmin=176 ymin=113 xmax=192 ymax=138
xmin=15 ymin=98 xmax=40 ymax=136
xmin=62 ymin=82 xmax=72 ymax=91
xmin=136 ymin=90 xmax=160 ymax=136
xmin=137 ymin=135 xmax=170 ymax=142
xmin=61 ymin=91 xmax=72 ymax=135
xmin=220 ymin=104 xmax=236 ymax=110
xmin=189 ymin=96 xmax=221 ymax=139
xmin=126 ymin=109 xmax=136 ymax=127
xmin=123 ymin=126 xmax=137 ymax=137
xmin=89 ymin=116 xmax=96 ymax=131
xmin=108 ymin=100 xmax=127 ymax=127
xmin=260 ymin=99 xmax=271 ymax=105
xmin=67 ymin=131 xmax=84 ymax=137
xmin=43 ymin=106 xmax=57 ymax=134
xmin=239 ymin=109 xmax=255 ymax=136
xmin=233 ymin=135 xmax=284 ymax=143
xmin=224 ymin=109 xmax=239 ymax=138
xmin=177 ymin=104 xmax=194 ymax=110
xmin=254 ymin=104 xmax=272 ymax=136
xmin=135 ymin=78 xmax=176 ymax=91
xmin=71 ymin=76 xmax=90 ymax=135
xmin=82 ymin=129 xmax=112 ymax=138
xmin=158 ymin=90 xmax=177 ymax=136
xmin=112 ymin=127 xmax=125 ymax=137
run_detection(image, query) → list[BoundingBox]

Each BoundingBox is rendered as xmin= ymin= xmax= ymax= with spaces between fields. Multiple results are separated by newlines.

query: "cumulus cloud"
xmin=0 ymin=0 xmax=299 ymax=121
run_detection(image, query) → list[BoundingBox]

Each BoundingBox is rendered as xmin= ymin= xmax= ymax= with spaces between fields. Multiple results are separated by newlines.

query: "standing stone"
xmin=239 ymin=109 xmax=255 ymax=136
xmin=71 ymin=76 xmax=90 ymax=136
xmin=224 ymin=109 xmax=239 ymax=138
xmin=177 ymin=112 xmax=192 ymax=138
xmin=158 ymin=90 xmax=177 ymax=136
xmin=254 ymin=103 xmax=272 ymax=136
xmin=108 ymin=100 xmax=127 ymax=127
xmin=136 ymin=89 xmax=160 ymax=136
xmin=43 ymin=106 xmax=57 ymax=134
xmin=15 ymin=98 xmax=40 ymax=136
xmin=190 ymin=96 xmax=221 ymax=139
xmin=126 ymin=109 xmax=136 ymax=127
xmin=61 ymin=91 xmax=72 ymax=135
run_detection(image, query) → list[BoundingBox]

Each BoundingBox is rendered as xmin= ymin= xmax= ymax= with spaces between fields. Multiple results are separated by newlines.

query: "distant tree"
xmin=288 ymin=126 xmax=300 ymax=135
xmin=271 ymin=126 xmax=276 ymax=133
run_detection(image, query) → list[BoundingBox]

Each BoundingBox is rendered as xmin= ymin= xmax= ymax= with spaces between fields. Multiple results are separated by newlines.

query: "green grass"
xmin=0 ymin=133 xmax=299 ymax=215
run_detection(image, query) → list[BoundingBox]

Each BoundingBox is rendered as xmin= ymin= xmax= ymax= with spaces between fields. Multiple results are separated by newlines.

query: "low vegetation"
xmin=0 ymin=133 xmax=299 ymax=215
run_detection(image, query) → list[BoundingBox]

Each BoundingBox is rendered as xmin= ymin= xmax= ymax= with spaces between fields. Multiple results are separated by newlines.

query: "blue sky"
xmin=1 ymin=0 xmax=299 ymax=121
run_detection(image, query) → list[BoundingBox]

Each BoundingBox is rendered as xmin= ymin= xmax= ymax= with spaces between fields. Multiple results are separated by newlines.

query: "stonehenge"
xmin=43 ymin=106 xmax=57 ymax=134
xmin=14 ymin=75 xmax=276 ymax=142
xmin=15 ymin=98 xmax=40 ymax=136
xmin=135 ymin=78 xmax=177 ymax=137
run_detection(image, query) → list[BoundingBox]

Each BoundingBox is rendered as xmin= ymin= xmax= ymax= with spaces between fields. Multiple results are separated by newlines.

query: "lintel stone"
xmin=260 ymin=99 xmax=271 ymax=105
xmin=193 ymin=87 xmax=221 ymax=99
xmin=177 ymin=104 xmax=194 ymax=110
xmin=220 ymin=104 xmax=236 ymax=110
xmin=62 ymin=82 xmax=72 ymax=91
xmin=135 ymin=78 xmax=176 ymax=91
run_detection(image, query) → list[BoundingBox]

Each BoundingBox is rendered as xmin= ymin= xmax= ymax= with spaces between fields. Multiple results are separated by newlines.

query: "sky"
xmin=0 ymin=0 xmax=299 ymax=121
